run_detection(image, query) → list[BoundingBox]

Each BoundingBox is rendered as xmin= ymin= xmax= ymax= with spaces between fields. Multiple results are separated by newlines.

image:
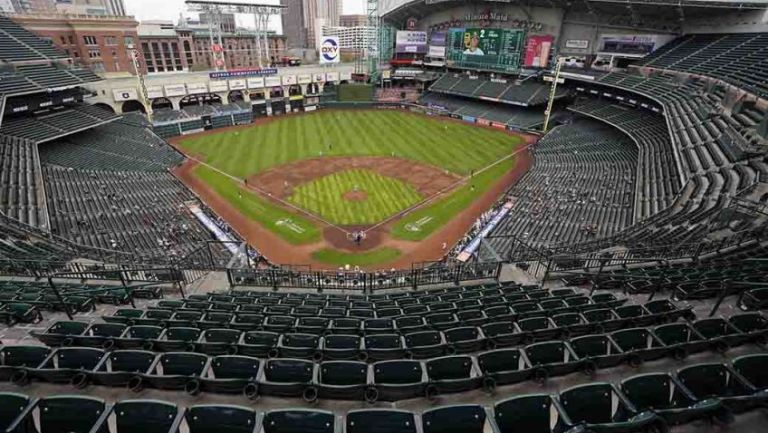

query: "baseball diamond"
xmin=172 ymin=109 xmax=529 ymax=267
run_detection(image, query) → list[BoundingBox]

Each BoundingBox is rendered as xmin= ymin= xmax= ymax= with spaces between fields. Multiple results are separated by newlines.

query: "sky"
xmin=125 ymin=0 xmax=366 ymax=33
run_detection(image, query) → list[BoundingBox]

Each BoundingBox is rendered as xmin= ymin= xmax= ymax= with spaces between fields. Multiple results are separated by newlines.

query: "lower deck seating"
xmin=489 ymin=118 xmax=637 ymax=249
xmin=0 ymin=135 xmax=46 ymax=228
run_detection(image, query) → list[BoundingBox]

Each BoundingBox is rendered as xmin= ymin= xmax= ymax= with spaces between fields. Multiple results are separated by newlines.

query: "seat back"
xmin=1 ymin=346 xmax=50 ymax=368
xmin=559 ymin=383 xmax=620 ymax=424
xmin=444 ymin=327 xmax=479 ymax=343
xmin=262 ymin=409 xmax=335 ymax=433
xmin=53 ymin=348 xmax=104 ymax=369
xmin=729 ymin=313 xmax=768 ymax=333
xmin=482 ymin=322 xmax=515 ymax=337
xmin=210 ymin=355 xmax=260 ymax=380
xmin=494 ymin=394 xmax=557 ymax=433
xmin=39 ymin=396 xmax=106 ymax=433
xmin=0 ymin=393 xmax=30 ymax=431
xmin=282 ymin=333 xmax=319 ymax=348
xmin=405 ymin=331 xmax=441 ymax=347
xmin=323 ymin=334 xmax=360 ymax=349
xmin=518 ymin=317 xmax=550 ymax=332
xmin=158 ymin=353 xmax=207 ymax=376
xmin=733 ymin=354 xmax=768 ymax=389
xmin=128 ymin=326 xmax=164 ymax=339
xmin=243 ymin=331 xmax=279 ymax=346
xmin=186 ymin=405 xmax=258 ymax=433
xmin=654 ymin=323 xmax=697 ymax=345
xmin=525 ymin=342 xmax=569 ymax=365
xmin=422 ymin=404 xmax=485 ymax=433
xmin=677 ymin=364 xmax=732 ymax=399
xmin=346 ymin=409 xmax=416 ymax=433
xmin=621 ymin=373 xmax=675 ymax=410
xmin=108 ymin=351 xmax=155 ymax=373
xmin=477 ymin=349 xmax=526 ymax=374
xmin=569 ymin=335 xmax=613 ymax=358
xmin=426 ymin=356 xmax=472 ymax=380
xmin=165 ymin=327 xmax=201 ymax=342
xmin=114 ymin=400 xmax=180 ymax=433
xmin=365 ymin=334 xmax=401 ymax=349
xmin=612 ymin=329 xmax=653 ymax=351
xmin=319 ymin=361 xmax=367 ymax=386
xmin=373 ymin=360 xmax=423 ymax=384
xmin=264 ymin=359 xmax=313 ymax=383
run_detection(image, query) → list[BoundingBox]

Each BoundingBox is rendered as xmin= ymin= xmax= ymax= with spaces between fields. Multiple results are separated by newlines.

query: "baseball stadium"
xmin=0 ymin=0 xmax=768 ymax=431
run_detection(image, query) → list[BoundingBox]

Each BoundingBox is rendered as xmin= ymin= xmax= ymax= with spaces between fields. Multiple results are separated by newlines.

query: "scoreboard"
xmin=446 ymin=28 xmax=526 ymax=72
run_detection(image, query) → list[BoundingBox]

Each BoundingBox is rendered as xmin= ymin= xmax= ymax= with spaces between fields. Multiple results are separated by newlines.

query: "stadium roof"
xmin=382 ymin=0 xmax=768 ymax=23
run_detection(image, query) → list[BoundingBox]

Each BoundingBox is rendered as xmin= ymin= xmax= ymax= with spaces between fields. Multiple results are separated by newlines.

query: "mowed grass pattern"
xmin=178 ymin=110 xmax=519 ymax=177
xmin=288 ymin=169 xmax=422 ymax=225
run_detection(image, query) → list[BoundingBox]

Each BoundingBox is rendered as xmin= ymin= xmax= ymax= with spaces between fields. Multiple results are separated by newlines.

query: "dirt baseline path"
xmin=170 ymin=110 xmax=537 ymax=270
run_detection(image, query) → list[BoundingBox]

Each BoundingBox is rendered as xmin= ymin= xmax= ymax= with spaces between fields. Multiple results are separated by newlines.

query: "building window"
xmin=124 ymin=36 xmax=134 ymax=47
xmin=104 ymin=36 xmax=117 ymax=45
xmin=89 ymin=50 xmax=101 ymax=59
xmin=91 ymin=61 xmax=105 ymax=72
xmin=60 ymin=36 xmax=67 ymax=45
xmin=83 ymin=35 xmax=98 ymax=45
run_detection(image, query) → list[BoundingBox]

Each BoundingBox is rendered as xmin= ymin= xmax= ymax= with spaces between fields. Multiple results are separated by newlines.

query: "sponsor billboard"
xmin=446 ymin=28 xmax=526 ymax=72
xmin=229 ymin=80 xmax=246 ymax=90
xmin=282 ymin=75 xmax=297 ymax=85
xmin=264 ymin=76 xmax=282 ymax=87
xmin=313 ymin=73 xmax=325 ymax=82
xmin=146 ymin=86 xmax=164 ymax=99
xmin=430 ymin=31 xmax=447 ymax=46
xmin=339 ymin=72 xmax=351 ymax=81
xmin=164 ymin=84 xmax=186 ymax=97
xmin=523 ymin=35 xmax=554 ymax=68
xmin=428 ymin=45 xmax=446 ymax=58
xmin=209 ymin=68 xmax=276 ymax=79
xmin=326 ymin=71 xmax=339 ymax=82
xmin=396 ymin=30 xmax=428 ymax=54
xmin=186 ymin=83 xmax=208 ymax=94
xmin=319 ymin=36 xmax=340 ymax=64
xmin=565 ymin=39 xmax=589 ymax=49
xmin=208 ymin=81 xmax=228 ymax=92
xmin=297 ymin=74 xmax=312 ymax=84
xmin=112 ymin=88 xmax=138 ymax=102
xmin=599 ymin=34 xmax=673 ymax=56
xmin=247 ymin=77 xmax=264 ymax=89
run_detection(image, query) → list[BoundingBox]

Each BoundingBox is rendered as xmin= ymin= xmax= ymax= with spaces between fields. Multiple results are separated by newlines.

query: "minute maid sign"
xmin=320 ymin=36 xmax=340 ymax=64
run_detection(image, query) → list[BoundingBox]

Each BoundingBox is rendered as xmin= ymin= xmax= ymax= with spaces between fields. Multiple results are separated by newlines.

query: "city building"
xmin=104 ymin=0 xmax=126 ymax=16
xmin=10 ymin=0 xmax=56 ymax=13
xmin=12 ymin=13 xmax=142 ymax=75
xmin=138 ymin=19 xmax=286 ymax=74
xmin=280 ymin=0 xmax=306 ymax=49
xmin=280 ymin=0 xmax=340 ymax=49
xmin=322 ymin=24 xmax=375 ymax=50
xmin=199 ymin=12 xmax=236 ymax=33
xmin=339 ymin=14 xmax=367 ymax=28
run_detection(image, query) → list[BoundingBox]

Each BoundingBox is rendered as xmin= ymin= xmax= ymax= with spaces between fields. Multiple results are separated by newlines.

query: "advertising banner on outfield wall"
xmin=340 ymin=72 xmax=352 ymax=81
xmin=598 ymin=34 xmax=674 ymax=56
xmin=112 ymin=88 xmax=138 ymax=102
xmin=326 ymin=72 xmax=340 ymax=82
xmin=298 ymin=74 xmax=312 ymax=84
xmin=247 ymin=77 xmax=265 ymax=89
xmin=264 ymin=76 xmax=282 ymax=87
xmin=146 ymin=86 xmax=164 ymax=99
xmin=314 ymin=73 xmax=325 ymax=82
xmin=523 ymin=35 xmax=554 ymax=68
xmin=164 ymin=84 xmax=186 ymax=97
xmin=282 ymin=75 xmax=297 ymax=85
xmin=186 ymin=83 xmax=208 ymax=94
xmin=462 ymin=115 xmax=476 ymax=123
xmin=208 ymin=81 xmax=228 ymax=92
xmin=396 ymin=30 xmax=428 ymax=53
xmin=229 ymin=80 xmax=246 ymax=90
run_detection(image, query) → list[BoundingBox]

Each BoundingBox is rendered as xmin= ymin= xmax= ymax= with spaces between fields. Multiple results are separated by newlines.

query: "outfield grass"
xmin=177 ymin=110 xmax=520 ymax=177
xmin=288 ymin=169 xmax=422 ymax=225
xmin=312 ymin=247 xmax=401 ymax=267
xmin=391 ymin=158 xmax=516 ymax=241
xmin=194 ymin=165 xmax=320 ymax=244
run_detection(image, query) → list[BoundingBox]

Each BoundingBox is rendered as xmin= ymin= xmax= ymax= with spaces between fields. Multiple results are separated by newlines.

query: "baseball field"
xmin=172 ymin=109 xmax=531 ymax=268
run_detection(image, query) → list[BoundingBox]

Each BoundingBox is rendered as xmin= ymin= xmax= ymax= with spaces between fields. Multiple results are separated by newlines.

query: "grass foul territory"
xmin=312 ymin=247 xmax=402 ymax=267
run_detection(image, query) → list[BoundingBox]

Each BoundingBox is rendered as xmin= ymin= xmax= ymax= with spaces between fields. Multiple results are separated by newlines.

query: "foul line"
xmin=363 ymin=142 xmax=535 ymax=234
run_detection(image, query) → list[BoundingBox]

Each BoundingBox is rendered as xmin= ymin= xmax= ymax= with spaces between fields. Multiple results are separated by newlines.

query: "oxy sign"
xmin=320 ymin=37 xmax=340 ymax=64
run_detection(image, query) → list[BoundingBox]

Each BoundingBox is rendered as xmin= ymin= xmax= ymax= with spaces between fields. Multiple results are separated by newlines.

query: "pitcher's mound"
xmin=343 ymin=190 xmax=368 ymax=202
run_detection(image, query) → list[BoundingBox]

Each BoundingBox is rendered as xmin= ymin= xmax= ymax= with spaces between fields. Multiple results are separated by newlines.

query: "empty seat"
xmin=91 ymin=400 xmax=184 ymax=433
xmin=372 ymin=359 xmax=426 ymax=402
xmin=316 ymin=360 xmax=369 ymax=401
xmin=261 ymin=409 xmax=336 ymax=433
xmin=493 ymin=394 xmax=565 ymax=433
xmin=10 ymin=395 xmax=108 ymax=433
xmin=477 ymin=348 xmax=530 ymax=391
xmin=258 ymin=358 xmax=315 ymax=399
xmin=346 ymin=409 xmax=417 ymax=433
xmin=185 ymin=404 xmax=260 ymax=433
xmin=425 ymin=355 xmax=480 ymax=396
xmin=557 ymin=382 xmax=665 ymax=432
xmin=421 ymin=404 xmax=487 ymax=433
xmin=200 ymin=355 xmax=260 ymax=397
xmin=677 ymin=363 xmax=763 ymax=413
